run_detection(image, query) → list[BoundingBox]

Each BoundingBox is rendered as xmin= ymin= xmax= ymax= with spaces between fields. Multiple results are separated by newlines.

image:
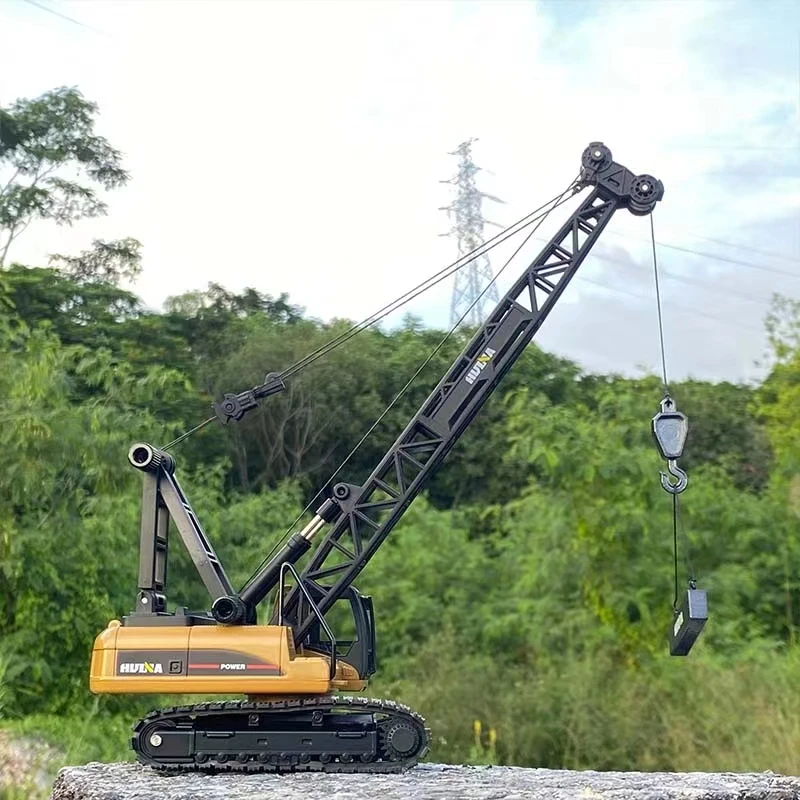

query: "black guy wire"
xmin=163 ymin=416 xmax=217 ymax=451
xmin=162 ymin=187 xmax=578 ymax=454
xmin=677 ymin=490 xmax=696 ymax=587
xmin=672 ymin=492 xmax=696 ymax=607
xmin=278 ymin=186 xmax=579 ymax=381
xmin=242 ymin=178 xmax=578 ymax=587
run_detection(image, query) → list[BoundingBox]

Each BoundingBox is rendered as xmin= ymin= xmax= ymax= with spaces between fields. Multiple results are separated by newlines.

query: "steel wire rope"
xmin=650 ymin=214 xmax=696 ymax=609
xmin=650 ymin=214 xmax=669 ymax=392
xmin=650 ymin=214 xmax=679 ymax=607
xmin=161 ymin=186 xmax=579 ymax=451
xmin=277 ymin=187 xmax=579 ymax=381
xmin=240 ymin=178 xmax=580 ymax=591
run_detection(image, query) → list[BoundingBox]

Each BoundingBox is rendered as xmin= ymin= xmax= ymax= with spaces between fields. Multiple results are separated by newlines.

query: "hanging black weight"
xmin=669 ymin=584 xmax=708 ymax=657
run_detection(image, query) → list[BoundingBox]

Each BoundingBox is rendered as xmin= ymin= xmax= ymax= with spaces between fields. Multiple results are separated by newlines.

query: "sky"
xmin=1 ymin=0 xmax=799 ymax=384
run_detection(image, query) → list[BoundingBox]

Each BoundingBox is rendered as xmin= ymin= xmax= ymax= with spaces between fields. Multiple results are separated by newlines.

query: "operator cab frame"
xmin=302 ymin=586 xmax=377 ymax=681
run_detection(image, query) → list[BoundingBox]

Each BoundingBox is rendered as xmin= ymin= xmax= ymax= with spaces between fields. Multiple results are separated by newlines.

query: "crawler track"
xmin=132 ymin=696 xmax=430 ymax=773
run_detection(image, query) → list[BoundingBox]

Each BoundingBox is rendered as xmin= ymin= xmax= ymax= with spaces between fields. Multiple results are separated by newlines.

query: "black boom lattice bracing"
xmin=279 ymin=144 xmax=664 ymax=644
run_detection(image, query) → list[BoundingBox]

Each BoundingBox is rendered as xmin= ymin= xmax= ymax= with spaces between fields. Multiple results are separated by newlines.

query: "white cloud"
xmin=0 ymin=0 xmax=798 ymax=381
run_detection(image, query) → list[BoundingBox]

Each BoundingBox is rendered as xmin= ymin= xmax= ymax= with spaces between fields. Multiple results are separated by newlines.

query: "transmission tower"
xmin=440 ymin=138 xmax=504 ymax=326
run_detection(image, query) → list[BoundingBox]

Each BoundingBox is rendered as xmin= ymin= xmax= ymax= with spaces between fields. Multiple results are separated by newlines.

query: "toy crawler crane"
xmin=90 ymin=143 xmax=664 ymax=773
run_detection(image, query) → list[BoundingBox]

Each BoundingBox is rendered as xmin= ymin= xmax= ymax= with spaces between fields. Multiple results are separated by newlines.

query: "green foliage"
xmin=379 ymin=641 xmax=800 ymax=773
xmin=756 ymin=298 xmax=800 ymax=491
xmin=0 ymin=87 xmax=128 ymax=266
xmin=0 ymin=644 xmax=29 ymax=718
xmin=0 ymin=109 xmax=24 ymax=157
xmin=765 ymin=294 xmax=800 ymax=363
xmin=2 ymin=264 xmax=141 ymax=349
xmin=675 ymin=380 xmax=772 ymax=492
xmin=49 ymin=237 xmax=143 ymax=284
xmin=0 ymin=317 xmax=189 ymax=713
xmin=0 ymin=708 xmax=135 ymax=800
xmin=4 ymin=708 xmax=134 ymax=765
xmin=0 ymin=182 xmax=799 ymax=780
xmin=198 ymin=311 xmax=588 ymax=504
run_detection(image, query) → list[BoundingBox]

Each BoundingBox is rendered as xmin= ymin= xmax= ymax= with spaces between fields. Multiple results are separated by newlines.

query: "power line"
xmin=533 ymin=236 xmax=776 ymax=310
xmin=608 ymin=229 xmax=800 ymax=280
xmin=679 ymin=231 xmax=799 ymax=265
xmin=518 ymin=239 xmax=767 ymax=334
xmin=593 ymin=251 xmax=776 ymax=308
xmin=575 ymin=275 xmax=764 ymax=334
xmin=657 ymin=239 xmax=800 ymax=280
xmin=666 ymin=144 xmax=800 ymax=152
xmin=20 ymin=0 xmax=109 ymax=36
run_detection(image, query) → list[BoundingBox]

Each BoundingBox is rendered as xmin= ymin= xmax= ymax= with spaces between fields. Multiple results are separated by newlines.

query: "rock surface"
xmin=50 ymin=762 xmax=800 ymax=800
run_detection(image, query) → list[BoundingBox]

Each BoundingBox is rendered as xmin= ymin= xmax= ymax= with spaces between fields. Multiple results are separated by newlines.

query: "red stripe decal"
xmin=188 ymin=664 xmax=219 ymax=669
xmin=246 ymin=664 xmax=278 ymax=670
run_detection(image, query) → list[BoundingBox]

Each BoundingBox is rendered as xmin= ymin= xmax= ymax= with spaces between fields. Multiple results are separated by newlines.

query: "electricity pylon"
xmin=440 ymin=138 xmax=504 ymax=326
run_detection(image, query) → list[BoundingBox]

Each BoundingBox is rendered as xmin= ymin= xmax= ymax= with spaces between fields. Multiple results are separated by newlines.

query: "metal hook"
xmin=660 ymin=460 xmax=688 ymax=494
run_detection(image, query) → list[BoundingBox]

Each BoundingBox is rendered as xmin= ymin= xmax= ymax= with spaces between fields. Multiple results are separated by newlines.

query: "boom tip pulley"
xmin=579 ymin=141 xmax=664 ymax=216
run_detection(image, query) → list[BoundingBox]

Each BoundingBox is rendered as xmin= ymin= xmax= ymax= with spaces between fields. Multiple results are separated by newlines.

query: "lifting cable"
xmin=277 ymin=186 xmax=580 ymax=381
xmin=161 ymin=182 xmax=580 ymax=452
xmin=649 ymin=213 xmax=707 ymax=655
xmin=242 ymin=176 xmax=581 ymax=586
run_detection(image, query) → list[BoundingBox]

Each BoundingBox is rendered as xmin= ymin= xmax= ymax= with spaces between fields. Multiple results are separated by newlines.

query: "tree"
xmin=676 ymin=379 xmax=772 ymax=492
xmin=764 ymin=293 xmax=800 ymax=366
xmin=757 ymin=295 xmax=800 ymax=497
xmin=0 ymin=318 xmax=190 ymax=712
xmin=2 ymin=264 xmax=141 ymax=349
xmin=0 ymin=109 xmax=23 ymax=156
xmin=0 ymin=86 xmax=129 ymax=267
xmin=49 ymin=237 xmax=142 ymax=284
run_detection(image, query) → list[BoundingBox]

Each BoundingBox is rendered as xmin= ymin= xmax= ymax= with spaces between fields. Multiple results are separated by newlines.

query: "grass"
xmin=3 ymin=711 xmax=134 ymax=766
xmin=4 ymin=648 xmax=800 ymax=799
xmin=0 ymin=709 xmax=134 ymax=800
xmin=376 ymin=642 xmax=800 ymax=774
